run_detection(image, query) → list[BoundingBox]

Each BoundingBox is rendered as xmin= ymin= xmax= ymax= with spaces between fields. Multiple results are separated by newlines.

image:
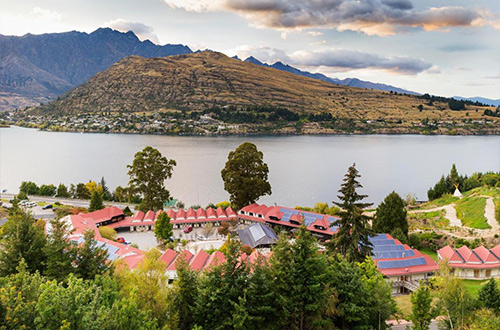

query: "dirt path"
xmin=410 ymin=205 xmax=462 ymax=227
xmin=483 ymin=196 xmax=499 ymax=232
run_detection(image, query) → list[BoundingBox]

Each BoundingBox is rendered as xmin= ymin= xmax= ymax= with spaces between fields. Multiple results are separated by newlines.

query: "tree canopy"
xmin=127 ymin=146 xmax=176 ymax=212
xmin=221 ymin=142 xmax=271 ymax=210
xmin=372 ymin=191 xmax=408 ymax=237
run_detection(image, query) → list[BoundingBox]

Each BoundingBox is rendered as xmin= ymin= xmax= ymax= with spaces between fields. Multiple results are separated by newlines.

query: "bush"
xmin=240 ymin=244 xmax=252 ymax=255
xmin=98 ymin=226 xmax=117 ymax=240
xmin=407 ymin=233 xmax=421 ymax=249
xmin=216 ymin=201 xmax=231 ymax=209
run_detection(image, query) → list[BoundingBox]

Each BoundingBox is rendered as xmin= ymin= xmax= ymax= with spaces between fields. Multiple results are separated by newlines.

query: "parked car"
xmin=42 ymin=204 xmax=53 ymax=210
xmin=116 ymin=237 xmax=125 ymax=243
xmin=197 ymin=235 xmax=207 ymax=241
xmin=183 ymin=226 xmax=193 ymax=234
xmin=27 ymin=201 xmax=37 ymax=208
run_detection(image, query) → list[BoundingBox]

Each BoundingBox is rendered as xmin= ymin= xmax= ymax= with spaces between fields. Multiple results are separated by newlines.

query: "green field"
xmin=417 ymin=194 xmax=459 ymax=209
xmin=408 ymin=210 xmax=449 ymax=230
xmin=463 ymin=186 xmax=500 ymax=198
xmin=455 ymin=196 xmax=489 ymax=229
xmin=419 ymin=247 xmax=438 ymax=261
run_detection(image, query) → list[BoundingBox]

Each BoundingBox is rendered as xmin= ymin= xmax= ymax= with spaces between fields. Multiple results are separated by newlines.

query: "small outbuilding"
xmin=237 ymin=223 xmax=278 ymax=249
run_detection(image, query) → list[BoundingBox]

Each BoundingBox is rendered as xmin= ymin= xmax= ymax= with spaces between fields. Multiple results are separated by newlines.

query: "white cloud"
xmin=31 ymin=7 xmax=62 ymax=21
xmin=162 ymin=0 xmax=496 ymax=36
xmin=105 ymin=19 xmax=160 ymax=43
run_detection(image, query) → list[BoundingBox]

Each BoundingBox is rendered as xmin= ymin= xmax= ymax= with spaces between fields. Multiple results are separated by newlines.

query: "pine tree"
xmin=88 ymin=190 xmax=104 ymax=212
xmin=450 ymin=164 xmax=460 ymax=187
xmin=373 ymin=191 xmax=408 ymax=237
xmin=153 ymin=212 xmax=173 ymax=242
xmin=478 ymin=278 xmax=500 ymax=311
xmin=0 ymin=208 xmax=47 ymax=276
xmin=170 ymin=255 xmax=198 ymax=330
xmin=332 ymin=163 xmax=373 ymax=262
xmin=44 ymin=218 xmax=75 ymax=282
xmin=73 ymin=230 xmax=110 ymax=280
xmin=410 ymin=285 xmax=434 ymax=330
xmin=100 ymin=177 xmax=112 ymax=201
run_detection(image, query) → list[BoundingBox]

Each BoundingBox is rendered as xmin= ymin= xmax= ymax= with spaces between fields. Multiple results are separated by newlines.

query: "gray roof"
xmin=237 ymin=223 xmax=278 ymax=249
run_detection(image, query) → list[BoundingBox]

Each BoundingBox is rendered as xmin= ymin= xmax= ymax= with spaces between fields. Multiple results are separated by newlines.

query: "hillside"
xmin=32 ymin=51 xmax=497 ymax=125
xmin=0 ymin=28 xmax=192 ymax=110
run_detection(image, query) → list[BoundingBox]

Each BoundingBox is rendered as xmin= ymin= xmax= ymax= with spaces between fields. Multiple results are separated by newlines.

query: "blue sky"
xmin=1 ymin=0 xmax=499 ymax=99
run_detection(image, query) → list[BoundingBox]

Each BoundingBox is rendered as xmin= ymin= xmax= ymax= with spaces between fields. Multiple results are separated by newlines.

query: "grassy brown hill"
xmin=33 ymin=51 xmax=496 ymax=123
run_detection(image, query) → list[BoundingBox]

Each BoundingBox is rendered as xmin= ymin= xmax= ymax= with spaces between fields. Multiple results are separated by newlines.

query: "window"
xmin=486 ymin=269 xmax=491 ymax=278
xmin=474 ymin=269 xmax=480 ymax=278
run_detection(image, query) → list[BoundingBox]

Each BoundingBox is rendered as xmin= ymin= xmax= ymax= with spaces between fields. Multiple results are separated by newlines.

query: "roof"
xmin=237 ymin=223 xmax=278 ymax=249
xmin=238 ymin=203 xmax=341 ymax=236
xmin=79 ymin=206 xmax=123 ymax=224
xmin=370 ymin=234 xmax=439 ymax=276
xmin=438 ymin=245 xmax=500 ymax=269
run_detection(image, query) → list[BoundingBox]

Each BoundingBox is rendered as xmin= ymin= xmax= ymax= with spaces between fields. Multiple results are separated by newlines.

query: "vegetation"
xmin=330 ymin=163 xmax=373 ymax=262
xmin=98 ymin=226 xmax=118 ymax=241
xmin=410 ymin=285 xmax=436 ymax=330
xmin=295 ymin=202 xmax=340 ymax=215
xmin=154 ymin=212 xmax=173 ymax=242
xmin=88 ymin=190 xmax=104 ymax=212
xmin=127 ymin=146 xmax=176 ymax=212
xmin=373 ymin=191 xmax=408 ymax=237
xmin=455 ymin=196 xmax=489 ymax=229
xmin=221 ymin=142 xmax=271 ymax=210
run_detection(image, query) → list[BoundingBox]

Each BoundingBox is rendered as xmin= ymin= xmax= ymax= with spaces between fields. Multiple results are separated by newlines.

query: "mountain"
xmin=243 ymin=57 xmax=419 ymax=95
xmin=453 ymin=96 xmax=500 ymax=107
xmin=0 ymin=28 xmax=192 ymax=110
xmin=34 ymin=51 xmax=487 ymax=123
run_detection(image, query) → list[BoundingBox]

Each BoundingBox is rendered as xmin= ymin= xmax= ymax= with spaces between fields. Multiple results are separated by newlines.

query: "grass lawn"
xmin=417 ymin=194 xmax=459 ymax=209
xmin=455 ymin=196 xmax=489 ymax=229
xmin=462 ymin=279 xmax=488 ymax=297
xmin=408 ymin=210 xmax=449 ymax=231
xmin=463 ymin=186 xmax=500 ymax=198
xmin=419 ymin=247 xmax=438 ymax=261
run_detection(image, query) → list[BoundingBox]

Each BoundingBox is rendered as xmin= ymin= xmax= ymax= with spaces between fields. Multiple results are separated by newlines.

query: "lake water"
xmin=1 ymin=126 xmax=499 ymax=207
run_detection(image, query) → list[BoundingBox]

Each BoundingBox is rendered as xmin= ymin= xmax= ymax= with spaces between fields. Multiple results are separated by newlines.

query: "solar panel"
xmin=107 ymin=253 xmax=119 ymax=261
xmin=249 ymin=225 xmax=266 ymax=242
xmin=373 ymin=244 xmax=406 ymax=252
xmin=373 ymin=250 xmax=415 ymax=259
xmin=104 ymin=244 xmax=120 ymax=254
xmin=378 ymin=257 xmax=426 ymax=269
xmin=370 ymin=239 xmax=396 ymax=246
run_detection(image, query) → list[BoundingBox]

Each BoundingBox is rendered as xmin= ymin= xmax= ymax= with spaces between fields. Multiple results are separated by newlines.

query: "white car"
xmin=197 ymin=235 xmax=207 ymax=241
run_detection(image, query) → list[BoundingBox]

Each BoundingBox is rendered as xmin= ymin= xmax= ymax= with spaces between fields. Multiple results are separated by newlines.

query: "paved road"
xmin=1 ymin=193 xmax=135 ymax=209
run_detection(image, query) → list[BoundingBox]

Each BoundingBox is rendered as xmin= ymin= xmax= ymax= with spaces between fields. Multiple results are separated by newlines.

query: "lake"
xmin=1 ymin=126 xmax=499 ymax=207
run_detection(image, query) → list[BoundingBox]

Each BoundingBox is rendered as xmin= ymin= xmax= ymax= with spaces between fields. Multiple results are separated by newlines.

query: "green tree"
xmin=88 ymin=190 xmax=104 ymax=212
xmin=154 ymin=212 xmax=173 ymax=242
xmin=450 ymin=164 xmax=460 ymax=187
xmin=478 ymin=278 xmax=500 ymax=311
xmin=75 ymin=183 xmax=91 ymax=199
xmin=410 ymin=285 xmax=435 ymax=330
xmin=0 ymin=209 xmax=47 ymax=276
xmin=331 ymin=163 xmax=373 ymax=262
xmin=44 ymin=218 xmax=75 ymax=282
xmin=221 ymin=142 xmax=271 ymax=210
xmin=373 ymin=191 xmax=408 ymax=237
xmin=127 ymin=146 xmax=176 ymax=212
xmin=100 ymin=177 xmax=112 ymax=201
xmin=19 ymin=181 xmax=39 ymax=195
xmin=358 ymin=257 xmax=397 ymax=329
xmin=56 ymin=183 xmax=70 ymax=198
xmin=73 ymin=230 xmax=110 ymax=280
xmin=169 ymin=256 xmax=199 ymax=330
xmin=468 ymin=309 xmax=500 ymax=330
xmin=437 ymin=274 xmax=473 ymax=330
xmin=271 ymin=227 xmax=335 ymax=330
xmin=17 ymin=190 xmax=28 ymax=201
xmin=38 ymin=184 xmax=56 ymax=196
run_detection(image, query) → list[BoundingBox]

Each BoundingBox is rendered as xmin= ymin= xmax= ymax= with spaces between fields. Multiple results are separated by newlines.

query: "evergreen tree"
xmin=0 ymin=208 xmax=47 ymax=276
xmin=89 ymin=190 xmax=104 ymax=212
xmin=478 ymin=278 xmax=500 ymax=311
xmin=221 ymin=142 xmax=272 ymax=210
xmin=373 ymin=191 xmax=408 ymax=237
xmin=73 ymin=230 xmax=110 ymax=280
xmin=450 ymin=164 xmax=460 ymax=187
xmin=271 ymin=227 xmax=335 ymax=330
xmin=410 ymin=285 xmax=435 ymax=330
xmin=169 ymin=256 xmax=199 ymax=330
xmin=331 ymin=163 xmax=373 ymax=262
xmin=56 ymin=183 xmax=70 ymax=198
xmin=127 ymin=146 xmax=176 ymax=212
xmin=44 ymin=218 xmax=75 ymax=282
xmin=154 ymin=212 xmax=173 ymax=242
xmin=100 ymin=177 xmax=112 ymax=201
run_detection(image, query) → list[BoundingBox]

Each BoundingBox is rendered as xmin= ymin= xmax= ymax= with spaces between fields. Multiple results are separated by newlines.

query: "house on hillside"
xmin=438 ymin=245 xmax=500 ymax=279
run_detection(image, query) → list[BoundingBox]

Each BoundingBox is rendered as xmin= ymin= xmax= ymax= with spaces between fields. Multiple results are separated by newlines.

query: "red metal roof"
xmin=80 ymin=206 xmax=124 ymax=224
xmin=189 ymin=250 xmax=209 ymax=271
xmin=438 ymin=245 xmax=500 ymax=269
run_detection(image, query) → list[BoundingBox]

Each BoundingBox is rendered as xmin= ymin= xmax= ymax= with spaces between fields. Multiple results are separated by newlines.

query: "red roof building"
xmin=438 ymin=245 xmax=500 ymax=279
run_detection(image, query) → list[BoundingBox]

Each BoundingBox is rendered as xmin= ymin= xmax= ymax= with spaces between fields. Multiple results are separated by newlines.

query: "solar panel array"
xmin=71 ymin=237 xmax=120 ymax=262
xmin=278 ymin=208 xmax=338 ymax=231
xmin=373 ymin=250 xmax=416 ymax=260
xmin=373 ymin=244 xmax=405 ymax=252
xmin=378 ymin=257 xmax=426 ymax=269
xmin=249 ymin=224 xmax=266 ymax=242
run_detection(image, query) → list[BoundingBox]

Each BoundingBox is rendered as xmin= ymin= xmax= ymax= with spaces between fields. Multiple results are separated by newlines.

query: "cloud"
xmin=105 ymin=19 xmax=160 ymax=43
xmin=31 ymin=7 xmax=62 ymax=21
xmin=226 ymin=46 xmax=433 ymax=75
xmin=163 ymin=0 xmax=496 ymax=36
xmin=308 ymin=31 xmax=324 ymax=37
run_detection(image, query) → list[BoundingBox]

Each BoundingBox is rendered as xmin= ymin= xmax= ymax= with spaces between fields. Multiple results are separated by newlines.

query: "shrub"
xmin=98 ymin=226 xmax=117 ymax=240
xmin=240 ymin=244 xmax=252 ymax=255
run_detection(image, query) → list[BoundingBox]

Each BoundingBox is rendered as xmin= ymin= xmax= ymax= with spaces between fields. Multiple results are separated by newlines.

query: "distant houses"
xmin=438 ymin=245 xmax=500 ymax=279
